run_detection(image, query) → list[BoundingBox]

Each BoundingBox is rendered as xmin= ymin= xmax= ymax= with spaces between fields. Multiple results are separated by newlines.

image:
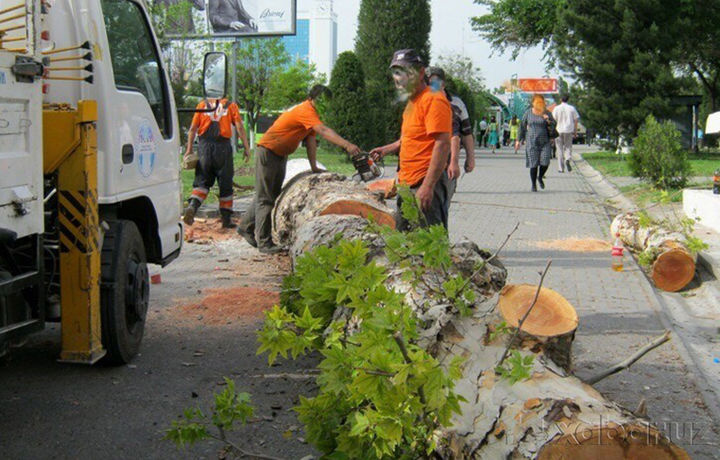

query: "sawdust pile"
xmin=176 ymin=287 xmax=280 ymax=326
xmin=535 ymin=238 xmax=611 ymax=252
xmin=185 ymin=219 xmax=237 ymax=244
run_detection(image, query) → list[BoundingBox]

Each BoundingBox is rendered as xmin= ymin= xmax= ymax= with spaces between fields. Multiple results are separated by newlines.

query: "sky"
xmin=327 ymin=0 xmax=551 ymax=90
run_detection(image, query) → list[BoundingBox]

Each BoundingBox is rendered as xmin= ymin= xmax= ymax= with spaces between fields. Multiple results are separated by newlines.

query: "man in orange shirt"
xmin=370 ymin=49 xmax=452 ymax=231
xmin=237 ymin=85 xmax=361 ymax=253
xmin=183 ymin=97 xmax=250 ymax=228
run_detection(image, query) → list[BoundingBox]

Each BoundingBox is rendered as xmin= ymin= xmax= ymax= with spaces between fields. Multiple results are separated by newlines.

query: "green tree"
xmin=472 ymin=0 xmax=683 ymax=139
xmin=266 ymin=58 xmax=322 ymax=112
xmin=471 ymin=0 xmax=558 ymax=60
xmin=435 ymin=53 xmax=485 ymax=94
xmin=445 ymin=76 xmax=477 ymax=129
xmin=219 ymin=38 xmax=290 ymax=136
xmin=325 ymin=51 xmax=371 ymax=148
xmin=355 ymin=0 xmax=432 ymax=146
xmin=628 ymin=115 xmax=691 ymax=189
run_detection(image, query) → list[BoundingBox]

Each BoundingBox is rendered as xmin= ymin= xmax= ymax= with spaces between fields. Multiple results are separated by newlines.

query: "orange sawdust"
xmin=534 ymin=238 xmax=611 ymax=252
xmin=177 ymin=287 xmax=279 ymax=325
xmin=185 ymin=219 xmax=236 ymax=243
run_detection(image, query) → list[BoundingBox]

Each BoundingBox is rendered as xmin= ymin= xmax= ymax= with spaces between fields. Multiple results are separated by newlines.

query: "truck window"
xmin=102 ymin=0 xmax=172 ymax=138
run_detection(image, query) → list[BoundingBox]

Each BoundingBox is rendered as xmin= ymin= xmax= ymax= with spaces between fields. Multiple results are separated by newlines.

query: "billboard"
xmin=160 ymin=0 xmax=297 ymax=39
xmin=516 ymin=78 xmax=558 ymax=94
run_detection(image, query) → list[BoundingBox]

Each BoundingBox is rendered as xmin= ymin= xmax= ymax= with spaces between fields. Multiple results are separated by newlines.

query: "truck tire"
xmin=100 ymin=220 xmax=149 ymax=364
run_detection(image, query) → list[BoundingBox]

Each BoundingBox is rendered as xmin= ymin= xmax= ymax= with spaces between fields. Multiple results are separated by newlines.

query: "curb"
xmin=697 ymin=250 xmax=720 ymax=280
xmin=575 ymin=151 xmax=720 ymax=418
xmin=575 ymin=152 xmax=719 ymax=275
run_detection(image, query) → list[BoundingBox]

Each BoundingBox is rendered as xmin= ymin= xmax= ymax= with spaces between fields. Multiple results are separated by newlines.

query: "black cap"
xmin=389 ymin=49 xmax=424 ymax=69
xmin=427 ymin=66 xmax=446 ymax=80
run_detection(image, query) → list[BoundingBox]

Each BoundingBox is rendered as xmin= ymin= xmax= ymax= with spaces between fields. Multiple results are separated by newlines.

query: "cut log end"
xmin=498 ymin=284 xmax=578 ymax=337
xmin=366 ymin=178 xmax=397 ymax=199
xmin=538 ymin=424 xmax=691 ymax=460
xmin=320 ymin=200 xmax=396 ymax=229
xmin=652 ymin=248 xmax=696 ymax=292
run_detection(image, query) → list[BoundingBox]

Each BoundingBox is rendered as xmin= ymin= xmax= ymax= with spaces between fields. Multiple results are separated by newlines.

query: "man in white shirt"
xmin=552 ymin=95 xmax=580 ymax=172
xmin=479 ymin=117 xmax=488 ymax=147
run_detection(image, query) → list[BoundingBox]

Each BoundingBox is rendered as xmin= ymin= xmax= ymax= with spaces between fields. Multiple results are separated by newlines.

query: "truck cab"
xmin=0 ymin=0 xmax=226 ymax=364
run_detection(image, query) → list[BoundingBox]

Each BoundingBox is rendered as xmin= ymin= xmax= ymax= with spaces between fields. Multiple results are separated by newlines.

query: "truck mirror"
xmin=203 ymin=52 xmax=227 ymax=99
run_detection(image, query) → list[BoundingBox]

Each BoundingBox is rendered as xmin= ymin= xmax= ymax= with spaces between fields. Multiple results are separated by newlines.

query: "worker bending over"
xmin=237 ymin=85 xmax=361 ymax=253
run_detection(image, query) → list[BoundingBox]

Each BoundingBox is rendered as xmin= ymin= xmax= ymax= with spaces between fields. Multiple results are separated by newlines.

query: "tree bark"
xmin=271 ymin=172 xmax=395 ymax=247
xmin=611 ymin=213 xmax=697 ymax=292
xmin=274 ymin=176 xmax=689 ymax=459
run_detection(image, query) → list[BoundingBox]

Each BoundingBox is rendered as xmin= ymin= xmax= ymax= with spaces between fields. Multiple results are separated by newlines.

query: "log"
xmin=611 ymin=213 xmax=696 ymax=292
xmin=273 ymin=175 xmax=688 ymax=459
xmin=271 ymin=172 xmax=395 ymax=247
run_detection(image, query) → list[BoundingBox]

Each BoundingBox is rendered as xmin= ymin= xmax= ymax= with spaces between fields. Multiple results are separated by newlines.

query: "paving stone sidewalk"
xmin=449 ymin=146 xmax=719 ymax=457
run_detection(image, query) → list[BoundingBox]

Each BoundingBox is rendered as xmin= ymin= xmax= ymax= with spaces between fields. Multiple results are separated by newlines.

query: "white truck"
xmin=0 ymin=0 xmax=226 ymax=364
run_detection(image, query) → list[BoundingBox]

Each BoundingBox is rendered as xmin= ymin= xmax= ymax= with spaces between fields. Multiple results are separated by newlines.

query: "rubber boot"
xmin=183 ymin=197 xmax=201 ymax=226
xmin=220 ymin=209 xmax=236 ymax=229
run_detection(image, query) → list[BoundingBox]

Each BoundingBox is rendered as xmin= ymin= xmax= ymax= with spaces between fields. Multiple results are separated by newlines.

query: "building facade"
xmin=281 ymin=0 xmax=338 ymax=80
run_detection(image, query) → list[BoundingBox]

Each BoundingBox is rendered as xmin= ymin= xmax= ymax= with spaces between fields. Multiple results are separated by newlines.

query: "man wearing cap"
xmin=370 ymin=49 xmax=453 ymax=231
xmin=427 ymin=66 xmax=475 ymax=209
xmin=237 ymin=84 xmax=362 ymax=254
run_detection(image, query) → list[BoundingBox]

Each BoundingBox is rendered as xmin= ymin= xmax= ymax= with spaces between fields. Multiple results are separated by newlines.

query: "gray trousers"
xmin=396 ymin=171 xmax=450 ymax=231
xmin=238 ymin=146 xmax=287 ymax=248
xmin=556 ymin=133 xmax=573 ymax=170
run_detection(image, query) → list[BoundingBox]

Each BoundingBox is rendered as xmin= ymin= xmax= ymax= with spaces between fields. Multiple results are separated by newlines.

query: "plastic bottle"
xmin=611 ymin=233 xmax=624 ymax=272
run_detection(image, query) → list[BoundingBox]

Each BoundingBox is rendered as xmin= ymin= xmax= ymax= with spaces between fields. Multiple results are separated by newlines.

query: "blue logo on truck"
xmin=136 ymin=120 xmax=156 ymax=177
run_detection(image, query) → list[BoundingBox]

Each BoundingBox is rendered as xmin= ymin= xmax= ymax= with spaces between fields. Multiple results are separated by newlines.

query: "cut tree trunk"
xmin=611 ymin=213 xmax=697 ymax=292
xmin=492 ymin=284 xmax=578 ymax=373
xmin=271 ymin=172 xmax=395 ymax=247
xmin=273 ymin=176 xmax=688 ymax=459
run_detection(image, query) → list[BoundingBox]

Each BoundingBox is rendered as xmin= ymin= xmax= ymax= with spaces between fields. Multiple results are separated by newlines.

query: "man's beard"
xmin=395 ymin=88 xmax=410 ymax=103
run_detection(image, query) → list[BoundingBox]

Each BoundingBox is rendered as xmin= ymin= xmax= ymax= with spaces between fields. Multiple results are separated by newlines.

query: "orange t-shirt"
xmin=398 ymin=87 xmax=452 ymax=186
xmin=191 ymin=99 xmax=241 ymax=139
xmin=258 ymin=100 xmax=322 ymax=156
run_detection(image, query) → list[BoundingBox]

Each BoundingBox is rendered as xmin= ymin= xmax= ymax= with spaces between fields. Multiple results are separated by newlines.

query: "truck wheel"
xmin=100 ymin=220 xmax=149 ymax=364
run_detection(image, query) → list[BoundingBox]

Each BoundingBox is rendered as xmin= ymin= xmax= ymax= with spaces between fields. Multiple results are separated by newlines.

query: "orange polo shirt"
xmin=191 ymin=99 xmax=241 ymax=139
xmin=398 ymin=87 xmax=452 ymax=186
xmin=258 ymin=100 xmax=322 ymax=156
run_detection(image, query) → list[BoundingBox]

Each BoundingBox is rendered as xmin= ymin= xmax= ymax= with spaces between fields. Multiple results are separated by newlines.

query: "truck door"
xmin=97 ymin=0 xmax=182 ymax=262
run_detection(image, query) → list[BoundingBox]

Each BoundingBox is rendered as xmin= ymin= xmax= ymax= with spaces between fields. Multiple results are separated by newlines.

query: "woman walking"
xmin=488 ymin=116 xmax=499 ymax=154
xmin=516 ymin=94 xmax=557 ymax=192
xmin=509 ymin=115 xmax=519 ymax=153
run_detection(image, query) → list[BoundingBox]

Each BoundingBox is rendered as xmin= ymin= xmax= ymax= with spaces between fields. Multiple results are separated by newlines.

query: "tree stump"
xmin=611 ymin=213 xmax=696 ymax=292
xmin=491 ymin=284 xmax=578 ymax=372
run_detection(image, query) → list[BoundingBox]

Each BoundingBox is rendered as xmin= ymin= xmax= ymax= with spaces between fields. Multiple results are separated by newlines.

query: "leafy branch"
xmin=165 ymin=378 xmax=281 ymax=459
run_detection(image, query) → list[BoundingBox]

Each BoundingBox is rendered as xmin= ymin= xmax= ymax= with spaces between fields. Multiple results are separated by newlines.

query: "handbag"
xmin=546 ymin=113 xmax=559 ymax=139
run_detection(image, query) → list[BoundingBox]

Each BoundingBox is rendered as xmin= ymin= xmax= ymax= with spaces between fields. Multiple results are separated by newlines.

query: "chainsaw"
xmin=351 ymin=152 xmax=384 ymax=182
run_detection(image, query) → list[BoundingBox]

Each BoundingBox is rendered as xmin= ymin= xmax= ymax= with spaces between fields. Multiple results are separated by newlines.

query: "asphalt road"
xmin=1 ymin=144 xmax=719 ymax=459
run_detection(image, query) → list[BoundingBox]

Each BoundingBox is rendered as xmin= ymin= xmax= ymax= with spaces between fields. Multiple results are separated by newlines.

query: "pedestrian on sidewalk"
xmin=552 ymin=94 xmax=580 ymax=173
xmin=502 ymin=119 xmax=510 ymax=146
xmin=370 ymin=49 xmax=452 ymax=231
xmin=237 ymin=85 xmax=361 ymax=253
xmin=183 ymin=96 xmax=250 ymax=228
xmin=427 ymin=66 xmax=476 ymax=210
xmin=516 ymin=94 xmax=557 ymax=192
xmin=488 ymin=116 xmax=499 ymax=154
xmin=479 ymin=117 xmax=488 ymax=147
xmin=510 ymin=115 xmax=519 ymax=153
